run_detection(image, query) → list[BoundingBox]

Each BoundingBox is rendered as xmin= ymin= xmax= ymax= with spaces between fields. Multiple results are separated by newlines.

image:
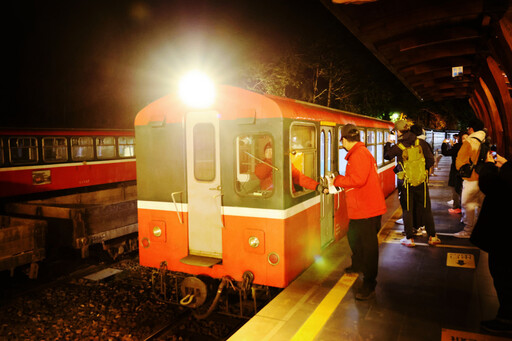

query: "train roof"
xmin=134 ymin=85 xmax=393 ymax=129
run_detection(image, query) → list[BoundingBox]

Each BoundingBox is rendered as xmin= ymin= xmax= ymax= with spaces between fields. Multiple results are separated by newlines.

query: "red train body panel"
xmin=135 ymin=85 xmax=395 ymax=288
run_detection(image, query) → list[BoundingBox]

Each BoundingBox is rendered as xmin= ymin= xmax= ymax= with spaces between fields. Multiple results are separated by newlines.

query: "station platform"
xmin=229 ymin=157 xmax=510 ymax=341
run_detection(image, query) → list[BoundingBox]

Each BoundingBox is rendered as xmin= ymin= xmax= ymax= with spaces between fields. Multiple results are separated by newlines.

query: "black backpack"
xmin=458 ymin=137 xmax=489 ymax=177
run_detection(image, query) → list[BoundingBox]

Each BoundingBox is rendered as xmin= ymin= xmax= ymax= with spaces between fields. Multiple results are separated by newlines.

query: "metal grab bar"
xmin=171 ymin=191 xmax=184 ymax=224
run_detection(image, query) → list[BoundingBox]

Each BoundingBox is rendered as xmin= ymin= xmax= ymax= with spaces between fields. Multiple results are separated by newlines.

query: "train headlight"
xmin=152 ymin=226 xmax=162 ymax=237
xmin=248 ymin=236 xmax=260 ymax=248
xmin=178 ymin=70 xmax=215 ymax=108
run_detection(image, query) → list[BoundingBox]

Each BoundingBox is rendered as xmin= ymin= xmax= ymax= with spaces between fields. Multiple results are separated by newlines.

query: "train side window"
xmin=9 ymin=137 xmax=38 ymax=165
xmin=290 ymin=123 xmax=316 ymax=197
xmin=96 ymin=136 xmax=116 ymax=159
xmin=118 ymin=136 xmax=135 ymax=158
xmin=0 ymin=139 xmax=3 ymax=165
xmin=42 ymin=137 xmax=68 ymax=163
xmin=359 ymin=129 xmax=366 ymax=144
xmin=320 ymin=130 xmax=325 ymax=177
xmin=376 ymin=130 xmax=384 ymax=166
xmin=193 ymin=123 xmax=215 ymax=181
xmin=338 ymin=127 xmax=348 ymax=176
xmin=71 ymin=137 xmax=94 ymax=161
xmin=235 ymin=134 xmax=273 ymax=197
xmin=366 ymin=130 xmax=376 ymax=159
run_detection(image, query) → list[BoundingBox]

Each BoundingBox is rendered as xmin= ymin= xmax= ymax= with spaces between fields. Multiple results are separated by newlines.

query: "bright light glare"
xmin=314 ymin=255 xmax=325 ymax=266
xmin=178 ymin=70 xmax=215 ymax=108
xmin=390 ymin=112 xmax=401 ymax=122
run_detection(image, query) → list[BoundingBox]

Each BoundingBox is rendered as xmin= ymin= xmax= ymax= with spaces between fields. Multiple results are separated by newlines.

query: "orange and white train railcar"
xmin=135 ymin=85 xmax=395 ymax=289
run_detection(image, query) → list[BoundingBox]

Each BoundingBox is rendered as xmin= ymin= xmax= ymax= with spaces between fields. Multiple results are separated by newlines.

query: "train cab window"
xmin=9 ymin=137 xmax=38 ymax=165
xmin=42 ymin=137 xmax=68 ymax=163
xmin=359 ymin=129 xmax=366 ymax=144
xmin=118 ymin=136 xmax=135 ymax=158
xmin=235 ymin=134 xmax=273 ymax=197
xmin=71 ymin=137 xmax=94 ymax=161
xmin=290 ymin=123 xmax=316 ymax=196
xmin=366 ymin=130 xmax=376 ymax=159
xmin=193 ymin=123 xmax=215 ymax=181
xmin=376 ymin=130 xmax=384 ymax=166
xmin=96 ymin=136 xmax=116 ymax=159
xmin=338 ymin=128 xmax=348 ymax=176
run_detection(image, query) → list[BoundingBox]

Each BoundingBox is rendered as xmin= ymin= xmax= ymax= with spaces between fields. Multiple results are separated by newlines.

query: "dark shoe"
xmin=481 ymin=318 xmax=512 ymax=334
xmin=355 ymin=285 xmax=375 ymax=301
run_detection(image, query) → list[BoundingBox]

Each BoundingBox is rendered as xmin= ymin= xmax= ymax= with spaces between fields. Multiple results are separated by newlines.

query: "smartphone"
xmin=492 ymin=151 xmax=497 ymax=159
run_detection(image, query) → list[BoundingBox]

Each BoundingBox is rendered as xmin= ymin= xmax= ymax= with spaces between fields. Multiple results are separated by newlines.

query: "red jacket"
xmin=292 ymin=164 xmax=319 ymax=191
xmin=333 ymin=142 xmax=387 ymax=220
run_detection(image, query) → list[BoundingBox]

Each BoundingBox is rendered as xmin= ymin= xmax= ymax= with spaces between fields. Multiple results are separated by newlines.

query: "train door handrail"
xmin=171 ymin=191 xmax=184 ymax=224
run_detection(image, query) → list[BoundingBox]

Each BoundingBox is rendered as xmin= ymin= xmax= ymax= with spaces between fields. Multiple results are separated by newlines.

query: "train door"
xmin=320 ymin=124 xmax=335 ymax=248
xmin=185 ymin=111 xmax=223 ymax=260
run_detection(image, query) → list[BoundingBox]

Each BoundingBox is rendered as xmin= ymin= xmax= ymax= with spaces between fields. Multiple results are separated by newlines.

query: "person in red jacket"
xmin=333 ymin=124 xmax=387 ymax=300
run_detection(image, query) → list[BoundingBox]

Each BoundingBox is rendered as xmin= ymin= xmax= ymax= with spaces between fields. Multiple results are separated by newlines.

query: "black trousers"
xmin=400 ymin=183 xmax=436 ymax=239
xmin=489 ymin=251 xmax=512 ymax=320
xmin=347 ymin=215 xmax=381 ymax=288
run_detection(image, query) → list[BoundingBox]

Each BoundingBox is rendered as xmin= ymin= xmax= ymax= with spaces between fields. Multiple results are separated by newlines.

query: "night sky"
xmin=6 ymin=0 xmax=399 ymax=130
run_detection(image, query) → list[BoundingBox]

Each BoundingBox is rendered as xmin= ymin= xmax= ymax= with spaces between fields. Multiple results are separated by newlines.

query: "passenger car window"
xmin=118 ymin=136 xmax=135 ymax=158
xmin=9 ymin=137 xmax=38 ymax=165
xmin=235 ymin=134 xmax=273 ymax=197
xmin=42 ymin=137 xmax=68 ymax=163
xmin=96 ymin=136 xmax=116 ymax=160
xmin=71 ymin=137 xmax=94 ymax=161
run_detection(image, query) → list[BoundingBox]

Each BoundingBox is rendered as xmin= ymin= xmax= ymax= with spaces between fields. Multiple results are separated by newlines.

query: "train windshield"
xmin=235 ymin=134 xmax=274 ymax=197
xmin=290 ymin=123 xmax=316 ymax=196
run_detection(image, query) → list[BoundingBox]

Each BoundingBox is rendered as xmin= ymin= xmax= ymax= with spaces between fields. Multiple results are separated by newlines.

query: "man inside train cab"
xmin=254 ymin=142 xmax=326 ymax=193
xmin=332 ymin=124 xmax=387 ymax=301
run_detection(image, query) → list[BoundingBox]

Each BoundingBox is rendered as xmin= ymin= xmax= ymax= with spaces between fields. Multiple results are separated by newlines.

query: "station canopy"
xmin=321 ymin=0 xmax=511 ymax=102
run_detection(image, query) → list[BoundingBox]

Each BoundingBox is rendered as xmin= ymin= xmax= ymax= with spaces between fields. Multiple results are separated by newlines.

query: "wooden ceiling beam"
xmin=389 ymin=42 xmax=479 ymax=69
xmin=398 ymin=56 xmax=474 ymax=75
xmin=404 ymin=68 xmax=474 ymax=85
xmin=375 ymin=26 xmax=481 ymax=54
xmin=357 ymin=1 xmax=483 ymax=43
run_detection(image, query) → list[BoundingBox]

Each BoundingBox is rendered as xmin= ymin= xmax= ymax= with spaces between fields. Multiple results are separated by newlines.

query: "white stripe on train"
xmin=137 ymin=162 xmax=395 ymax=219
xmin=0 ymin=158 xmax=136 ymax=172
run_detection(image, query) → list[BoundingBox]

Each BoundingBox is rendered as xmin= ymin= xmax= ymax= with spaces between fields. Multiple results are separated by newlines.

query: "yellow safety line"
xmin=290 ymin=273 xmax=358 ymax=341
xmin=289 ymin=207 xmax=476 ymax=341
xmin=378 ymin=207 xmax=402 ymax=244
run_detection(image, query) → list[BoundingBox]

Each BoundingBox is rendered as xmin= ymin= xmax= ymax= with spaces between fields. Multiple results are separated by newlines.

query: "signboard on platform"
xmin=446 ymin=253 xmax=475 ymax=268
xmin=442 ymin=328 xmax=511 ymax=341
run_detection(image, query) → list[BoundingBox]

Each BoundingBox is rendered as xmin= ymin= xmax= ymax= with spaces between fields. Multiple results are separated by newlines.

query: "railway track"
xmin=0 ymin=251 xmax=249 ymax=340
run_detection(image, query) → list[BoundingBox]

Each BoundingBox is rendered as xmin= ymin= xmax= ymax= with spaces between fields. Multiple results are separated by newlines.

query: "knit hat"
xmin=393 ymin=120 xmax=409 ymax=132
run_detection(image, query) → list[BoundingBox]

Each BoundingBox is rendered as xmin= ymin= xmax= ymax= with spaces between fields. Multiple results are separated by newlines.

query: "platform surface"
xmin=229 ymin=158 xmax=509 ymax=341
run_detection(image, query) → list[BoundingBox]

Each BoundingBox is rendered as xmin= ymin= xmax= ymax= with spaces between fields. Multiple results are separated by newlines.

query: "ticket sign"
xmin=446 ymin=253 xmax=475 ymax=268
xmin=442 ymin=328 xmax=511 ymax=341
xmin=452 ymin=66 xmax=463 ymax=77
